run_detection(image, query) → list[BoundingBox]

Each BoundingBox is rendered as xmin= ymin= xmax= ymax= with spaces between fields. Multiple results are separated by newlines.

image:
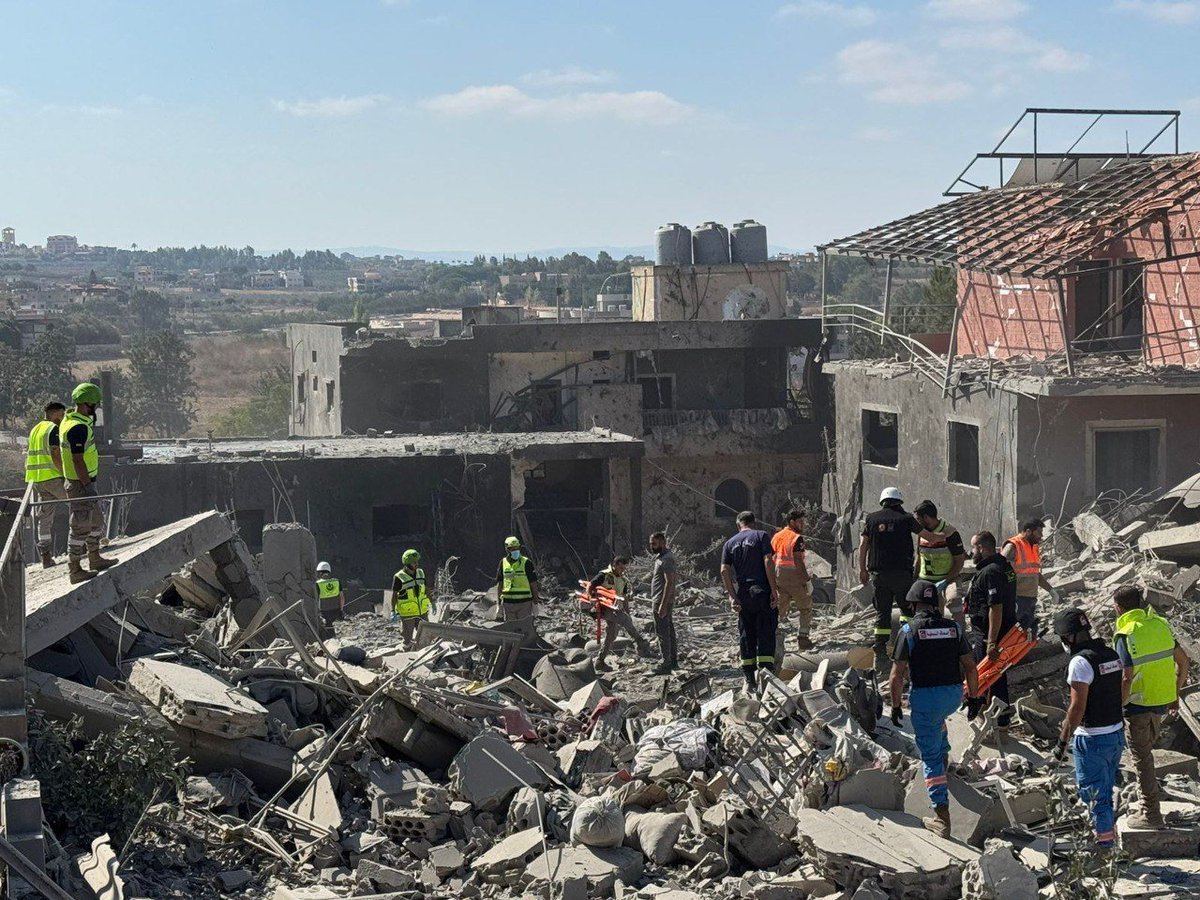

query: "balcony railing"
xmin=642 ymin=406 xmax=803 ymax=433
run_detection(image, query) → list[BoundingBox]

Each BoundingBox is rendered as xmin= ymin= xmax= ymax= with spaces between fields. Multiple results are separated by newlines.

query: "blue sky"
xmin=2 ymin=0 xmax=1199 ymax=255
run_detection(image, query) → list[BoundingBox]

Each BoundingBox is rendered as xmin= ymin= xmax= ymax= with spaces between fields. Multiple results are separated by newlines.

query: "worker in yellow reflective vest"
xmin=914 ymin=500 xmax=966 ymax=624
xmin=587 ymin=555 xmax=653 ymax=671
xmin=59 ymin=383 xmax=118 ymax=583
xmin=316 ymin=560 xmax=345 ymax=628
xmin=391 ymin=549 xmax=432 ymax=647
xmin=25 ymin=401 xmax=67 ymax=568
xmin=1113 ymin=586 xmax=1191 ymax=829
xmin=496 ymin=536 xmax=540 ymax=627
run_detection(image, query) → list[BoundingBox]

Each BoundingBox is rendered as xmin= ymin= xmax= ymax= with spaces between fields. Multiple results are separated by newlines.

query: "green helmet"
xmin=71 ymin=382 xmax=102 ymax=406
xmin=504 ymin=536 xmax=521 ymax=550
xmin=402 ymin=549 xmax=420 ymax=565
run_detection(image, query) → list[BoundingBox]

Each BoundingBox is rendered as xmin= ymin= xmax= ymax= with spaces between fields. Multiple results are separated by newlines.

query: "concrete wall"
xmin=289 ymin=324 xmax=348 ymax=437
xmin=630 ymin=263 xmax=789 ymax=322
xmin=576 ymin=383 xmax=642 ymax=435
xmin=488 ymin=351 xmax=624 ymax=423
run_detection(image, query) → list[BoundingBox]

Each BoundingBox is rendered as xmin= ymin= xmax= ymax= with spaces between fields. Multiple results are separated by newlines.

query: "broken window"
xmin=862 ymin=409 xmax=899 ymax=467
xmin=312 ymin=375 xmax=318 ymax=392
xmin=948 ymin=421 xmax=980 ymax=487
xmin=311 ymin=350 xmax=317 ymax=363
xmin=372 ymin=504 xmax=432 ymax=544
xmin=1093 ymin=427 xmax=1161 ymax=497
xmin=1074 ymin=260 xmax=1144 ymax=353
xmin=715 ymin=478 xmax=751 ymax=519
xmin=530 ymin=382 xmax=563 ymax=428
xmin=296 ymin=375 xmax=306 ymax=405
xmin=638 ymin=375 xmax=674 ymax=411
xmin=325 ymin=380 xmax=335 ymax=413
xmin=236 ymin=509 xmax=265 ymax=553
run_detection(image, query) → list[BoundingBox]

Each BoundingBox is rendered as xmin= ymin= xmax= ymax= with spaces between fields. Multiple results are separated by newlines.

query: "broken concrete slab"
xmin=1113 ymin=858 xmax=1200 ymax=897
xmin=1139 ymin=523 xmax=1200 ymax=561
xmin=26 ymin=669 xmax=173 ymax=740
xmin=1118 ymin=802 xmax=1200 ymax=858
xmin=831 ymin=768 xmax=904 ymax=811
xmin=473 ymin=827 xmax=546 ymax=882
xmin=903 ymin=772 xmax=1004 ymax=848
xmin=960 ymin=838 xmax=1037 ymax=899
xmin=447 ymin=731 xmax=550 ymax=811
xmin=261 ymin=522 xmax=321 ymax=636
xmin=290 ymin=771 xmax=342 ymax=839
xmin=127 ymin=658 xmax=269 ymax=738
xmin=524 ymin=845 xmax=643 ymax=899
xmin=1116 ymin=520 xmax=1153 ymax=545
xmin=26 ymin=511 xmax=234 ymax=655
xmin=564 ymin=680 xmax=608 ymax=718
xmin=1120 ymin=748 xmax=1199 ymax=780
xmin=174 ymin=728 xmax=296 ymax=792
xmin=1073 ymin=512 xmax=1118 ymax=553
xmin=702 ymin=802 xmax=793 ymax=869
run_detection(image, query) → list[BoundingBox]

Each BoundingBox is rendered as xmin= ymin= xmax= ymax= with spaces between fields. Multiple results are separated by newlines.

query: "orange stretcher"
xmin=972 ymin=623 xmax=1038 ymax=695
xmin=576 ymin=581 xmax=622 ymax=642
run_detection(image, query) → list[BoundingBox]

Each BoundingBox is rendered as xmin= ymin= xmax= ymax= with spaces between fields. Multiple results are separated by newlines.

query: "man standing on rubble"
xmin=722 ymin=511 xmax=780 ymax=692
xmin=965 ymin=531 xmax=1017 ymax=744
xmin=648 ymin=532 xmax=679 ymax=675
xmin=391 ymin=549 xmax=432 ymax=647
xmin=316 ymin=560 xmax=345 ymax=627
xmin=1053 ymin=607 xmax=1125 ymax=851
xmin=25 ymin=400 xmax=67 ymax=568
xmin=859 ymin=487 xmax=922 ymax=665
xmin=59 ymin=382 xmax=118 ymax=584
xmin=772 ymin=509 xmax=813 ymax=653
xmin=889 ymin=579 xmax=982 ymax=839
xmin=914 ymin=501 xmax=966 ymax=624
xmin=497 ymin=536 xmax=539 ymax=627
xmin=1002 ymin=518 xmax=1060 ymax=637
xmin=1113 ymin=586 xmax=1190 ymax=830
xmin=587 ymin=555 xmax=653 ymax=671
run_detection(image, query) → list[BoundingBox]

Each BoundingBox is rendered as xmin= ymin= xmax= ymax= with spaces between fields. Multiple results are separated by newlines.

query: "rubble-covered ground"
xmin=11 ymin=499 xmax=1200 ymax=900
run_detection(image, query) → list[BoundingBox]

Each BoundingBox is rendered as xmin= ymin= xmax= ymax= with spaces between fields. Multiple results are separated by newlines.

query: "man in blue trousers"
xmin=889 ymin=579 xmax=982 ymax=838
xmin=1053 ymin=607 xmax=1126 ymax=851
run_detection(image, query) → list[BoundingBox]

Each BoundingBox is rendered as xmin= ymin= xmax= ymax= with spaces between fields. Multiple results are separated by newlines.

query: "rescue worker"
xmin=1112 ymin=586 xmax=1191 ymax=829
xmin=587 ymin=555 xmax=652 ymax=671
xmin=1002 ymin=517 xmax=1060 ymax=637
xmin=315 ymin=560 xmax=345 ymax=628
xmin=648 ymin=531 xmax=679 ymax=675
xmin=1053 ymin=607 xmax=1126 ymax=851
xmin=888 ymin=579 xmax=982 ymax=838
xmin=914 ymin=500 xmax=966 ymax=624
xmin=391 ymin=549 xmax=432 ymax=647
xmin=858 ymin=487 xmax=922 ymax=665
xmin=721 ymin=511 xmax=780 ymax=693
xmin=59 ymin=383 xmax=118 ymax=584
xmin=26 ymin=401 xmax=67 ymax=568
xmin=964 ymin=531 xmax=1017 ymax=744
xmin=772 ymin=508 xmax=813 ymax=654
xmin=496 ymin=536 xmax=540 ymax=626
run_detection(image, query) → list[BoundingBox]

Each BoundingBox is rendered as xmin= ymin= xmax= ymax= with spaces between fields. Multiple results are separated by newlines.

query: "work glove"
xmin=965 ymin=696 xmax=985 ymax=721
xmin=890 ymin=706 xmax=903 ymax=727
xmin=986 ymin=641 xmax=1001 ymax=662
xmin=1052 ymin=739 xmax=1069 ymax=763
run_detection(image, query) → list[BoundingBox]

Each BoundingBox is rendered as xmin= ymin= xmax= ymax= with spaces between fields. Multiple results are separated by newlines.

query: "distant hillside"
xmin=334 ymin=243 xmax=804 ymax=262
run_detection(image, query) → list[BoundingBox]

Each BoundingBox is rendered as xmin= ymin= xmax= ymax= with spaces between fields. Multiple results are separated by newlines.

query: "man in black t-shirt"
xmin=965 ymin=530 xmax=1018 ymax=738
xmin=859 ymin=486 xmax=922 ymax=664
xmin=721 ymin=511 xmax=780 ymax=692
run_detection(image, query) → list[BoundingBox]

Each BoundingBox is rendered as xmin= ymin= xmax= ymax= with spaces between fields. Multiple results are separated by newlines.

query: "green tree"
xmin=130 ymin=289 xmax=171 ymax=333
xmin=125 ymin=331 xmax=198 ymax=437
xmin=351 ymin=298 xmax=368 ymax=323
xmin=211 ymin=364 xmax=290 ymax=438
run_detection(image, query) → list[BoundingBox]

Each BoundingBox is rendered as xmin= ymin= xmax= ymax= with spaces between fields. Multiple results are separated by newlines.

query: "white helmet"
xmin=879 ymin=487 xmax=903 ymax=504
xmin=316 ymin=561 xmax=332 ymax=574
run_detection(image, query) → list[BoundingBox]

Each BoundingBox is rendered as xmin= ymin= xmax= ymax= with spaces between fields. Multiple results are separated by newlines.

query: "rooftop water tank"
xmin=692 ymin=221 xmax=730 ymax=265
xmin=655 ymin=223 xmax=693 ymax=266
xmin=730 ymin=220 xmax=768 ymax=264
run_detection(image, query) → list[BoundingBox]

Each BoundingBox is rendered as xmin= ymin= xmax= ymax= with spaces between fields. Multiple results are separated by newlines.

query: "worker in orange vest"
xmin=1001 ymin=518 xmax=1060 ymax=638
xmin=772 ymin=509 xmax=813 ymax=658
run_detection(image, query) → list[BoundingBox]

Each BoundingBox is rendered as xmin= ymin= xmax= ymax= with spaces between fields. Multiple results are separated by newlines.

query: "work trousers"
xmin=65 ymin=479 xmax=105 ymax=561
xmin=1073 ymin=729 xmax=1126 ymax=847
xmin=501 ymin=600 xmax=534 ymax=623
xmin=1016 ymin=595 xmax=1039 ymax=637
xmin=653 ymin=605 xmax=678 ymax=668
xmin=968 ymin=617 xmax=1013 ymax=727
xmin=399 ymin=613 xmax=427 ymax=648
xmin=737 ymin=584 xmax=778 ymax=686
xmin=910 ymin=683 xmax=964 ymax=808
xmin=1126 ymin=712 xmax=1163 ymax=812
xmin=599 ymin=604 xmax=646 ymax=659
xmin=872 ymin=571 xmax=914 ymax=642
xmin=33 ymin=479 xmax=67 ymax=554
xmin=778 ymin=569 xmax=813 ymax=638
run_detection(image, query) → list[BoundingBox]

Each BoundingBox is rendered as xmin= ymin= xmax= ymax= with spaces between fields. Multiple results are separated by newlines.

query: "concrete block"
xmin=128 ymin=658 xmax=269 ymax=738
xmin=354 ymin=859 xmax=417 ymax=891
xmin=1073 ymin=512 xmax=1118 ymax=553
xmin=1 ymin=778 xmax=45 ymax=895
xmin=473 ymin=827 xmax=545 ymax=882
xmin=217 ymin=869 xmax=252 ymax=891
xmin=175 ymin=728 xmax=296 ymax=793
xmin=25 ymin=511 xmax=234 ymax=655
xmin=960 ymin=838 xmax=1037 ymax=899
xmin=1118 ymin=802 xmax=1200 ymax=858
xmin=831 ymin=768 xmax=903 ymax=811
xmin=701 ymin=802 xmax=792 ymax=868
xmin=1116 ymin=520 xmax=1152 ymax=545
xmin=380 ymin=807 xmax=450 ymax=842
xmin=290 ymin=772 xmax=342 ymax=838
xmin=448 ymin=731 xmax=550 ymax=812
xmin=557 ymin=738 xmax=614 ymax=787
xmin=261 ymin=522 xmax=321 ymax=635
xmin=425 ymin=841 xmax=464 ymax=879
xmin=564 ymin=680 xmax=608 ymax=717
xmin=904 ymin=771 xmax=1005 ymax=848
xmin=524 ymin=846 xmax=643 ymax=899
xmin=1048 ymin=573 xmax=1085 ymax=594
xmin=271 ymin=888 xmax=338 ymax=900
xmin=1139 ymin=523 xmax=1200 ymax=561
xmin=1101 ymin=562 xmax=1137 ymax=588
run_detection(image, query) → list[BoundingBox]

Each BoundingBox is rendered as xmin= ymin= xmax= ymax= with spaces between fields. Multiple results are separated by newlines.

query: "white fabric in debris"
xmin=570 ymin=795 xmax=625 ymax=848
xmin=633 ymin=719 xmax=718 ymax=775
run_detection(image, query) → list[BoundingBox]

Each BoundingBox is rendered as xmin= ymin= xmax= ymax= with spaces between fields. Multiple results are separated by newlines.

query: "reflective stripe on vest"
xmin=394 ymin=568 xmax=430 ymax=618
xmin=1007 ymin=533 xmax=1041 ymax=597
xmin=918 ymin=519 xmax=954 ymax=579
xmin=599 ymin=566 xmax=628 ymax=598
xmin=25 ymin=420 xmax=59 ymax=483
xmin=58 ymin=411 xmax=98 ymax=480
xmin=502 ymin=556 xmax=532 ymax=602
xmin=772 ymin=528 xmax=805 ymax=569
xmin=1114 ymin=608 xmax=1177 ymax=707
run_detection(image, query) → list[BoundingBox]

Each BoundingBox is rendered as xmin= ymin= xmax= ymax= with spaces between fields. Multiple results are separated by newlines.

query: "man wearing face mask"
xmin=964 ymin=531 xmax=1018 ymax=744
xmin=496 ymin=536 xmax=540 ymax=628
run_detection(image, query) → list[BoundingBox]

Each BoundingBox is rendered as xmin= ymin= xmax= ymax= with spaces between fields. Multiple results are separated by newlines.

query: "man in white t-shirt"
xmin=1053 ymin=607 xmax=1126 ymax=850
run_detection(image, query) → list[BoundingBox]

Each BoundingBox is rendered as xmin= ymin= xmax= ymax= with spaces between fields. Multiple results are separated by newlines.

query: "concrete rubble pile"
xmin=10 ymin=510 xmax=1200 ymax=899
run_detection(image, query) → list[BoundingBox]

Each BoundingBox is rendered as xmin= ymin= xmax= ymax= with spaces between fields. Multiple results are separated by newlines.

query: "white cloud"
xmin=520 ymin=67 xmax=616 ymax=88
xmin=1113 ymin=0 xmax=1200 ymax=23
xmin=836 ymin=40 xmax=970 ymax=103
xmin=925 ymin=0 xmax=1027 ymax=20
xmin=776 ymin=1 xmax=877 ymax=25
xmin=420 ymin=85 xmax=693 ymax=124
xmin=939 ymin=26 xmax=1090 ymax=72
xmin=272 ymin=94 xmax=388 ymax=117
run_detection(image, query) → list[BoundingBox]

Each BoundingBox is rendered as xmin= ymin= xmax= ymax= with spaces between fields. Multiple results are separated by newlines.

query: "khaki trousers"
xmin=777 ymin=569 xmax=813 ymax=637
xmin=1127 ymin=712 xmax=1162 ymax=811
xmin=65 ymin=479 xmax=105 ymax=561
xmin=33 ymin=479 xmax=67 ymax=553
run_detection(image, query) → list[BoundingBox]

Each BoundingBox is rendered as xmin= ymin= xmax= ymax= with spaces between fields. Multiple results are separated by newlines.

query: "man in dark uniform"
xmin=964 ymin=531 xmax=1018 ymax=744
xmin=858 ymin=486 xmax=922 ymax=664
xmin=721 ymin=511 xmax=780 ymax=693
xmin=1054 ymin=607 xmax=1126 ymax=850
xmin=889 ymin=579 xmax=982 ymax=838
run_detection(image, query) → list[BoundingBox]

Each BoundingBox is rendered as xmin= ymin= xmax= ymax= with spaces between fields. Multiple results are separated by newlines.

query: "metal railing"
xmin=822 ymin=302 xmax=950 ymax=387
xmin=641 ymin=405 xmax=804 ymax=431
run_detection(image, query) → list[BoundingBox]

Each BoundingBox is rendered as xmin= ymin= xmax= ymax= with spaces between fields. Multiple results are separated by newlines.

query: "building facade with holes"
xmin=819 ymin=147 xmax=1200 ymax=588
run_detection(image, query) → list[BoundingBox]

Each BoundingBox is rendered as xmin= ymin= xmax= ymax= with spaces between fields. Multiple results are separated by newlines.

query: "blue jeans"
xmin=1073 ymin=729 xmax=1126 ymax=846
xmin=910 ymin=683 xmax=964 ymax=808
